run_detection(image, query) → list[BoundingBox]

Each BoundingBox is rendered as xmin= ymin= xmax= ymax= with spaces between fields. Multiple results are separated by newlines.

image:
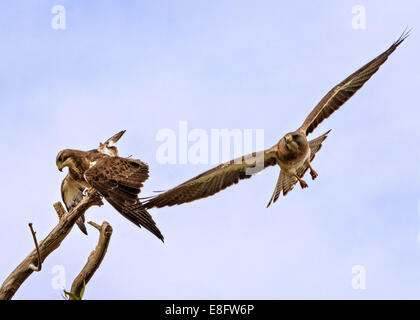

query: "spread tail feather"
xmin=266 ymin=130 xmax=331 ymax=206
xmin=267 ymin=171 xmax=282 ymax=208
xmin=267 ymin=170 xmax=297 ymax=207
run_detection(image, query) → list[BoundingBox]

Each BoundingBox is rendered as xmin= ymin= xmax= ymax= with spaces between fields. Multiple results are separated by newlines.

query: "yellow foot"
xmin=307 ymin=162 xmax=318 ymax=180
xmin=296 ymin=175 xmax=308 ymax=189
xmin=310 ymin=169 xmax=318 ymax=180
xmin=299 ymin=179 xmax=308 ymax=189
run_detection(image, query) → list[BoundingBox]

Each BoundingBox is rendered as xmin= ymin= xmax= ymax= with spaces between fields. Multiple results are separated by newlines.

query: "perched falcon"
xmin=143 ymin=31 xmax=409 ymax=210
xmin=57 ymin=130 xmax=164 ymax=241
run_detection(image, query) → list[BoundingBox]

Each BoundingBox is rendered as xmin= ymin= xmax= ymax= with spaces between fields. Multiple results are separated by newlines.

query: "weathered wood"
xmin=69 ymin=221 xmax=113 ymax=300
xmin=0 ymin=191 xmax=103 ymax=300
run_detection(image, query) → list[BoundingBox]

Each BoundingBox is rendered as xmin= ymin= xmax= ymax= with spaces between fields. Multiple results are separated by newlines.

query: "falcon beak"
xmin=285 ymin=135 xmax=293 ymax=144
xmin=59 ymin=168 xmax=63 ymax=172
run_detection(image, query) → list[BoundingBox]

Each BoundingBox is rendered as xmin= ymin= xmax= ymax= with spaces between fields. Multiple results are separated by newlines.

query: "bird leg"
xmin=86 ymin=186 xmax=94 ymax=195
xmin=307 ymin=162 xmax=318 ymax=180
xmin=295 ymin=175 xmax=308 ymax=189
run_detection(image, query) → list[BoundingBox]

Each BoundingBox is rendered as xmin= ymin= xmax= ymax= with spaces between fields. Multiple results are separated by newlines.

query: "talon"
xmin=307 ymin=162 xmax=318 ymax=180
xmin=310 ymin=170 xmax=318 ymax=180
xmin=295 ymin=175 xmax=308 ymax=189
xmin=87 ymin=187 xmax=94 ymax=195
xmin=299 ymin=179 xmax=308 ymax=189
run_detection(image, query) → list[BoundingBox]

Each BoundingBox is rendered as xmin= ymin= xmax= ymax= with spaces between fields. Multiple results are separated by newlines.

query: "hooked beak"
xmin=285 ymin=135 xmax=293 ymax=144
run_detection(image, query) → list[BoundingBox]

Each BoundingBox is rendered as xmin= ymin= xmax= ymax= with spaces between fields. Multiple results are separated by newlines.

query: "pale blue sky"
xmin=0 ymin=1 xmax=419 ymax=299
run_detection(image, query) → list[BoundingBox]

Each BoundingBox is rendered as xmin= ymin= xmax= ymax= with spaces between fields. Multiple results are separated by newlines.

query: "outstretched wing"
xmin=300 ymin=30 xmax=409 ymax=136
xmin=84 ymin=156 xmax=164 ymax=241
xmin=61 ymin=174 xmax=88 ymax=235
xmin=143 ymin=148 xmax=278 ymax=209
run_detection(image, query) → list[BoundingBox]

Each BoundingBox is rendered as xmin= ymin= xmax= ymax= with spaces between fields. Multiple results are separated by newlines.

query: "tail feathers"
xmin=76 ymin=215 xmax=88 ymax=235
xmin=281 ymin=171 xmax=298 ymax=196
xmin=267 ymin=171 xmax=282 ymax=208
xmin=125 ymin=203 xmax=165 ymax=242
xmin=267 ymin=170 xmax=297 ymax=207
xmin=105 ymin=196 xmax=164 ymax=242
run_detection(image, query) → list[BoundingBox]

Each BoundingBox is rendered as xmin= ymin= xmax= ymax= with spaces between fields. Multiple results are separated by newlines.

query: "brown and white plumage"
xmin=60 ymin=131 xmax=126 ymax=235
xmin=300 ymin=31 xmax=409 ymax=135
xmin=144 ymin=149 xmax=278 ymax=208
xmin=144 ymin=31 xmax=408 ymax=210
xmin=57 ymin=131 xmax=164 ymax=241
xmin=61 ymin=174 xmax=87 ymax=234
xmin=83 ymin=157 xmax=162 ymax=239
xmin=97 ymin=130 xmax=126 ymax=156
xmin=266 ymin=130 xmax=330 ymax=207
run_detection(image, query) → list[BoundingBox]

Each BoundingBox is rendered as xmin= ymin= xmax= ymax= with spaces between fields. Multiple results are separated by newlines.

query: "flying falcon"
xmin=57 ymin=130 xmax=164 ymax=241
xmin=143 ymin=31 xmax=409 ymax=210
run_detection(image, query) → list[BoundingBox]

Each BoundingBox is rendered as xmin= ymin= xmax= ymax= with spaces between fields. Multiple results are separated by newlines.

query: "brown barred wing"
xmin=84 ymin=157 xmax=164 ymax=241
xmin=301 ymin=31 xmax=408 ymax=136
xmin=143 ymin=148 xmax=278 ymax=209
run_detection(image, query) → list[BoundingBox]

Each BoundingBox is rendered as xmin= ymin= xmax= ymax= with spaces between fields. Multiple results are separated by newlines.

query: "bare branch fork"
xmin=0 ymin=191 xmax=104 ymax=300
xmin=28 ymin=223 xmax=42 ymax=272
xmin=69 ymin=221 xmax=113 ymax=300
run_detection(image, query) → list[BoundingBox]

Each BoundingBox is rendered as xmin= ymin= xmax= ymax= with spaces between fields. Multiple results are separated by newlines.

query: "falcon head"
xmin=284 ymin=133 xmax=305 ymax=152
xmin=56 ymin=149 xmax=76 ymax=172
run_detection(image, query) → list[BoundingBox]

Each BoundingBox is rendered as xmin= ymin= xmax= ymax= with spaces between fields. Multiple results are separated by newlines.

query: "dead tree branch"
xmin=0 ymin=191 xmax=103 ymax=300
xmin=27 ymin=223 xmax=42 ymax=272
xmin=69 ymin=221 xmax=113 ymax=300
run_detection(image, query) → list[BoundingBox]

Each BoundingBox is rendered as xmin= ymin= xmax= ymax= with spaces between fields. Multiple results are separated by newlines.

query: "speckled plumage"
xmin=57 ymin=131 xmax=164 ymax=241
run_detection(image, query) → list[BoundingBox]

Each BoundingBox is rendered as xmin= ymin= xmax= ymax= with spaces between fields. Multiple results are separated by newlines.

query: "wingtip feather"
xmin=393 ymin=28 xmax=411 ymax=47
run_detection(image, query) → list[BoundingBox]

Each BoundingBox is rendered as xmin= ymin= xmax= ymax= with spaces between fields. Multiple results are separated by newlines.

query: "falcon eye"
xmin=59 ymin=155 xmax=69 ymax=163
xmin=292 ymin=134 xmax=299 ymax=139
